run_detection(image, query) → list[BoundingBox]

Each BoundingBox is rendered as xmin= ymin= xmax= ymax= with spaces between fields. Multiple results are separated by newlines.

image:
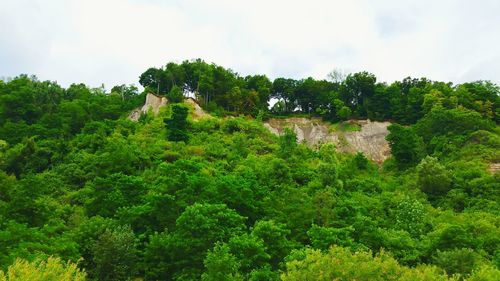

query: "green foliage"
xmin=417 ymin=156 xmax=452 ymax=199
xmin=135 ymin=60 xmax=499 ymax=123
xmin=251 ymin=220 xmax=294 ymax=269
xmin=143 ymin=231 xmax=174 ymax=281
xmin=278 ymin=128 xmax=297 ymax=158
xmin=0 ymin=64 xmax=499 ymax=280
xmin=338 ymin=106 xmax=352 ymax=119
xmin=166 ymin=85 xmax=184 ymax=103
xmin=432 ymin=248 xmax=485 ymax=278
xmin=165 ymin=104 xmax=189 ymax=142
xmin=307 ymin=224 xmax=354 ymax=250
xmin=90 ymin=225 xmax=137 ymax=281
xmin=387 ymin=124 xmax=426 ymax=168
xmin=85 ymin=174 xmax=145 ymax=217
xmin=353 ymin=152 xmax=369 ymax=169
xmin=226 ymin=234 xmax=270 ymax=273
xmin=467 ymin=266 xmax=500 ymax=281
xmin=415 ymin=107 xmax=494 ymax=149
xmin=342 ymin=71 xmax=376 ymax=118
xmin=282 ymin=246 xmax=451 ymax=281
xmin=201 ymin=243 xmax=243 ymax=281
xmin=144 ymin=203 xmax=246 ymax=280
xmin=394 ymin=198 xmax=428 ymax=237
xmin=0 ymin=256 xmax=86 ymax=281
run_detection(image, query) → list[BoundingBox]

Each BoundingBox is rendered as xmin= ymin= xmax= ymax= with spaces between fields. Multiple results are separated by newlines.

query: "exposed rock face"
xmin=185 ymin=98 xmax=211 ymax=119
xmin=489 ymin=163 xmax=500 ymax=174
xmin=265 ymin=118 xmax=391 ymax=163
xmin=128 ymin=94 xmax=210 ymax=121
xmin=129 ymin=93 xmax=168 ymax=121
xmin=265 ymin=118 xmax=330 ymax=144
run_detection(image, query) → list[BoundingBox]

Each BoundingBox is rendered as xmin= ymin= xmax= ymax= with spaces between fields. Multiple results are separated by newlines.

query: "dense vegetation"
xmin=0 ymin=60 xmax=499 ymax=280
xmin=139 ymin=59 xmax=498 ymax=124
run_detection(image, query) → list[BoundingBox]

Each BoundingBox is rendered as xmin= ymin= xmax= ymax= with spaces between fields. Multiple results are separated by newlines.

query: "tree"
xmin=143 ymin=232 xmax=176 ymax=281
xmin=341 ymin=72 xmax=376 ymax=117
xmin=367 ymin=84 xmax=392 ymax=120
xmin=3 ymin=137 xmax=37 ymax=177
xmin=353 ymin=152 xmax=369 ymax=170
xmin=166 ymin=85 xmax=184 ymax=103
xmin=110 ymin=84 xmax=139 ymax=101
xmin=174 ymin=203 xmax=246 ymax=254
xmin=415 ymin=107 xmax=494 ymax=145
xmin=417 ymin=156 xmax=452 ymax=199
xmin=149 ymin=203 xmax=246 ymax=279
xmin=0 ymin=257 xmax=86 ymax=281
xmin=202 ymin=243 xmax=243 ymax=281
xmin=139 ymin=67 xmax=165 ymax=94
xmin=282 ymin=246 xmax=451 ymax=281
xmin=272 ymin=78 xmax=298 ymax=113
xmin=278 ymin=128 xmax=297 ymax=158
xmin=226 ymin=234 xmax=270 ymax=273
xmin=245 ymin=75 xmax=272 ymax=110
xmin=432 ymin=248 xmax=484 ymax=278
xmin=394 ymin=198 xmax=428 ymax=237
xmin=455 ymin=81 xmax=499 ymax=121
xmin=307 ymin=224 xmax=354 ymax=250
xmin=165 ymin=104 xmax=189 ymax=142
xmin=91 ymin=225 xmax=137 ymax=281
xmin=467 ymin=266 xmax=500 ymax=281
xmin=386 ymin=124 xmax=426 ymax=168
xmin=327 ymin=68 xmax=347 ymax=84
xmin=318 ymin=162 xmax=339 ymax=187
xmin=336 ymin=104 xmax=352 ymax=120
xmin=85 ymin=174 xmax=146 ymax=217
xmin=251 ymin=220 xmax=293 ymax=268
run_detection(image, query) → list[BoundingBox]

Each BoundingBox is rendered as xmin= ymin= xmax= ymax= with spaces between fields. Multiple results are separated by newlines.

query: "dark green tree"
xmin=166 ymin=85 xmax=184 ymax=103
xmin=91 ymin=225 xmax=138 ymax=281
xmin=165 ymin=105 xmax=189 ymax=142
xmin=386 ymin=124 xmax=426 ymax=168
xmin=341 ymin=72 xmax=376 ymax=117
xmin=202 ymin=243 xmax=243 ymax=281
xmin=278 ymin=128 xmax=297 ymax=158
xmin=417 ymin=156 xmax=452 ymax=199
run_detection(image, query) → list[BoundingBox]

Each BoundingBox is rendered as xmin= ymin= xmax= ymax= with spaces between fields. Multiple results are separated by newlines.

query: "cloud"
xmin=1 ymin=0 xmax=499 ymax=89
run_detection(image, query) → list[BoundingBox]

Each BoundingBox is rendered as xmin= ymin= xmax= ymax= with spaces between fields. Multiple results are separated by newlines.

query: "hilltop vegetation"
xmin=0 ymin=60 xmax=499 ymax=280
xmin=139 ymin=59 xmax=498 ymax=124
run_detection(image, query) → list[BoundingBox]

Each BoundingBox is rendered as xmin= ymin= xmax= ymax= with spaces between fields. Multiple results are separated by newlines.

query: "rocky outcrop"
xmin=129 ymin=93 xmax=168 ymax=121
xmin=265 ymin=118 xmax=391 ymax=163
xmin=489 ymin=163 xmax=500 ymax=174
xmin=185 ymin=97 xmax=211 ymax=119
xmin=128 ymin=93 xmax=210 ymax=121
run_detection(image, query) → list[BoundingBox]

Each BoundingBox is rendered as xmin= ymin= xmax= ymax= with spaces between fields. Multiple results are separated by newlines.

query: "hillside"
xmin=129 ymin=94 xmax=391 ymax=163
xmin=0 ymin=67 xmax=499 ymax=280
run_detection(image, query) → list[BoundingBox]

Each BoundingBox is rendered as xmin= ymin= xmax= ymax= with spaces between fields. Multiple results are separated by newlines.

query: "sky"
xmin=1 ymin=0 xmax=500 ymax=89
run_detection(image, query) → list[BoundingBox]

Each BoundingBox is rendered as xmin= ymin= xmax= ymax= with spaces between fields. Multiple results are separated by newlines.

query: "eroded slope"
xmin=265 ymin=118 xmax=391 ymax=163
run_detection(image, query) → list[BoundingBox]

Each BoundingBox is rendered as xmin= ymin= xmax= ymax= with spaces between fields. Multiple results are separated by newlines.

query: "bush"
xmin=417 ymin=156 xmax=452 ymax=199
xmin=0 ymin=257 xmax=86 ymax=281
xmin=282 ymin=246 xmax=450 ymax=281
xmin=166 ymin=85 xmax=184 ymax=103
xmin=432 ymin=248 xmax=484 ymax=278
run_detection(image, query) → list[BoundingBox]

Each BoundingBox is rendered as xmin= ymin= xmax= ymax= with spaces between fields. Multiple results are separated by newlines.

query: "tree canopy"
xmin=0 ymin=61 xmax=498 ymax=280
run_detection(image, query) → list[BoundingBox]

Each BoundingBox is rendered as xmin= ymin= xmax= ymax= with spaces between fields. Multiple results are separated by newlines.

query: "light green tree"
xmin=417 ymin=156 xmax=452 ymax=199
xmin=0 ymin=257 xmax=86 ymax=281
xmin=201 ymin=243 xmax=243 ymax=281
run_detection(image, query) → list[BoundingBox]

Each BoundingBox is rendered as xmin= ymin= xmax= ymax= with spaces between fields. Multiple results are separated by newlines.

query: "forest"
xmin=0 ymin=59 xmax=499 ymax=280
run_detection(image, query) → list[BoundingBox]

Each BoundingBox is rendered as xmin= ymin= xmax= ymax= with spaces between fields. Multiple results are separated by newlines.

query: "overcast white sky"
xmin=1 ymin=0 xmax=500 ymax=89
